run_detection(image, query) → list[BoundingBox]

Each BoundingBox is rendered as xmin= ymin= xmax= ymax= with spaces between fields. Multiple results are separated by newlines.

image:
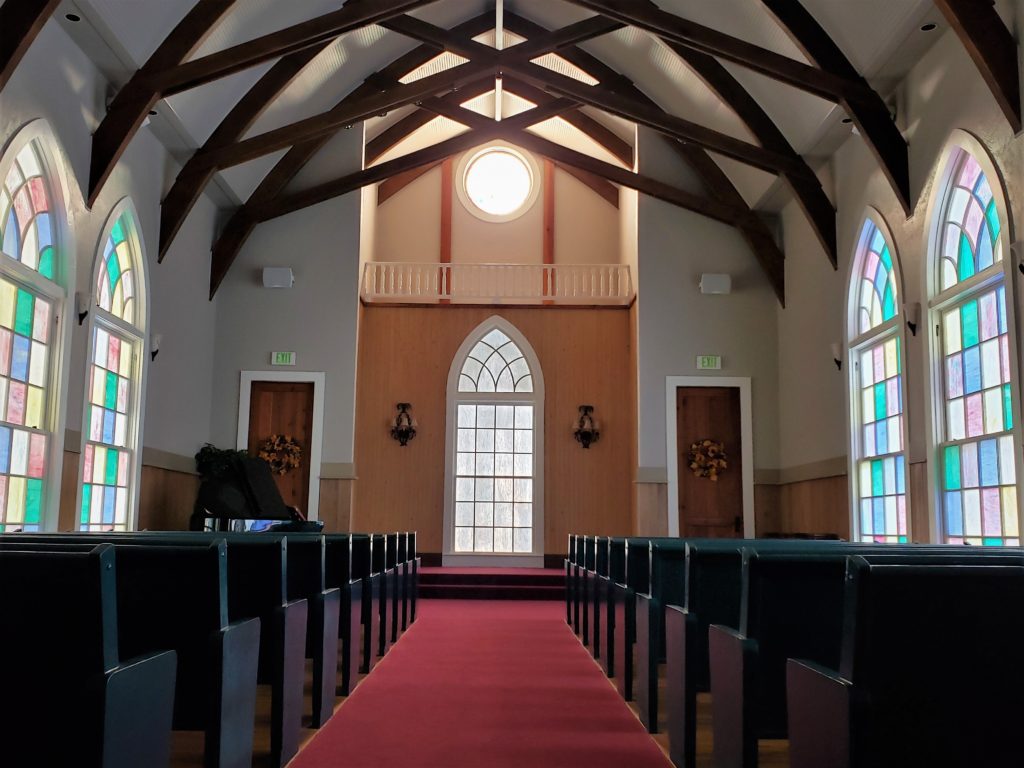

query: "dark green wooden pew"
xmin=601 ymin=537 xmax=626 ymax=677
xmin=709 ymin=546 xmax=1024 ymax=768
xmin=0 ymin=540 xmax=259 ymax=768
xmin=407 ymin=531 xmax=419 ymax=624
xmin=589 ymin=536 xmax=610 ymax=661
xmin=565 ymin=534 xmax=575 ymax=626
xmin=612 ymin=537 xmax=666 ymax=700
xmin=7 ymin=533 xmax=305 ymax=768
xmin=0 ymin=544 xmax=178 ymax=768
xmin=325 ymin=533 xmax=363 ymax=696
xmin=352 ymin=534 xmax=379 ymax=674
xmin=371 ymin=533 xmax=389 ymax=658
xmin=787 ymin=554 xmax=1024 ymax=768
xmin=387 ymin=532 xmax=401 ymax=645
xmin=581 ymin=535 xmax=596 ymax=646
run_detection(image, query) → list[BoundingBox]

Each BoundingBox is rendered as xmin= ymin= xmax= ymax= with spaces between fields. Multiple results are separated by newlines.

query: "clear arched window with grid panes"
xmin=0 ymin=134 xmax=67 ymax=531
xmin=79 ymin=204 xmax=146 ymax=531
xmin=450 ymin=324 xmax=542 ymax=555
xmin=932 ymin=148 xmax=1019 ymax=545
xmin=848 ymin=216 xmax=909 ymax=542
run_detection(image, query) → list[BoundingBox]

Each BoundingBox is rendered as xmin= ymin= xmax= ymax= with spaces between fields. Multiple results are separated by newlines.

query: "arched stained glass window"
xmin=0 ymin=142 xmax=56 ymax=280
xmin=0 ymin=130 xmax=68 ymax=532
xmin=848 ymin=217 xmax=907 ymax=543
xmin=857 ymin=222 xmax=898 ymax=334
xmin=79 ymin=204 xmax=146 ymax=532
xmin=458 ymin=328 xmax=533 ymax=393
xmin=446 ymin=319 xmax=544 ymax=562
xmin=933 ymin=148 xmax=1018 ymax=546
xmin=97 ymin=214 xmax=136 ymax=323
xmin=938 ymin=152 xmax=1002 ymax=291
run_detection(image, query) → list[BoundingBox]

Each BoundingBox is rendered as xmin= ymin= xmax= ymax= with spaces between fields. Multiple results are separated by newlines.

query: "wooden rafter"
xmin=933 ymin=0 xmax=1021 ymax=133
xmin=0 ymin=0 xmax=61 ymax=94
xmin=569 ymin=0 xmax=911 ymax=214
xmin=88 ymin=0 xmax=439 ymax=205
xmin=160 ymin=12 xmax=497 ymax=260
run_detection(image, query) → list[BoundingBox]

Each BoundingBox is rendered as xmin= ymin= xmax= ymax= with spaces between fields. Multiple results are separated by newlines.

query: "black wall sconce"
xmin=390 ymin=403 xmax=417 ymax=446
xmin=573 ymin=405 xmax=600 ymax=449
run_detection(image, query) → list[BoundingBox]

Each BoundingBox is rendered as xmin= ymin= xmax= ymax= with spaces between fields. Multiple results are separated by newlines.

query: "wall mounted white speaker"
xmin=699 ymin=273 xmax=732 ymax=295
xmin=262 ymin=267 xmax=294 ymax=289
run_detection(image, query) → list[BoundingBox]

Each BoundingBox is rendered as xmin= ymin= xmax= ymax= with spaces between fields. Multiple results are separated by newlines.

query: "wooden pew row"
xmin=0 ymin=544 xmax=178 ymax=768
xmin=787 ymin=554 xmax=1024 ymax=768
xmin=0 ymin=540 xmax=259 ymax=768
xmin=4 ymin=533 xmax=305 ymax=767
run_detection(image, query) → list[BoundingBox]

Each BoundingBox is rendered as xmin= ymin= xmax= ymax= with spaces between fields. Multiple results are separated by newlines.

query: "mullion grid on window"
xmin=454 ymin=402 xmax=533 ymax=553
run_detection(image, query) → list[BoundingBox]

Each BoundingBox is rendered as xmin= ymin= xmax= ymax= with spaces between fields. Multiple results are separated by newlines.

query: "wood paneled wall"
xmin=353 ymin=305 xmax=635 ymax=553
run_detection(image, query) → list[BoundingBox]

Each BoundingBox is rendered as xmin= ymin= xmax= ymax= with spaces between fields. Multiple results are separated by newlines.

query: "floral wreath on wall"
xmin=688 ymin=439 xmax=728 ymax=481
xmin=257 ymin=434 xmax=303 ymax=476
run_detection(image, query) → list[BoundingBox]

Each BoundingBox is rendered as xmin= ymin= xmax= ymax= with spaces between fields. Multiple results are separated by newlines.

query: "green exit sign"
xmin=696 ymin=355 xmax=722 ymax=370
xmin=271 ymin=351 xmax=296 ymax=366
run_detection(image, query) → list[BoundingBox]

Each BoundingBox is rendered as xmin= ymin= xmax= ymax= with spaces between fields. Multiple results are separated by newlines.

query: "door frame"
xmin=665 ymin=376 xmax=755 ymax=538
xmin=237 ymin=370 xmax=326 ymax=521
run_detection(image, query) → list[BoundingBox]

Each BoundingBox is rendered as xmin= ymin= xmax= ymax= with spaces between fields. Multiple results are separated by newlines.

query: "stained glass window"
xmin=850 ymin=218 xmax=908 ymax=543
xmin=0 ymin=277 xmax=51 ymax=531
xmin=938 ymin=152 xmax=1002 ymax=291
xmin=96 ymin=213 xmax=136 ymax=323
xmin=80 ymin=207 xmax=143 ymax=532
xmin=0 ymin=142 xmax=56 ymax=279
xmin=451 ymin=323 xmax=540 ymax=556
xmin=856 ymin=221 xmax=899 ymax=334
xmin=935 ymin=150 xmax=1018 ymax=545
xmin=458 ymin=329 xmax=533 ymax=392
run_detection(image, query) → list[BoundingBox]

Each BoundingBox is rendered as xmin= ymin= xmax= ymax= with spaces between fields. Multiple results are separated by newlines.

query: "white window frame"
xmin=844 ymin=210 xmax=912 ymax=542
xmin=76 ymin=198 xmax=149 ymax=531
xmin=923 ymin=133 xmax=1023 ymax=545
xmin=443 ymin=316 xmax=545 ymax=567
xmin=0 ymin=120 xmax=75 ymax=532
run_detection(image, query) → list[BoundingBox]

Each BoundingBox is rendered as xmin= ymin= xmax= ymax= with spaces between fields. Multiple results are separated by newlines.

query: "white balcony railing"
xmin=361 ymin=262 xmax=634 ymax=306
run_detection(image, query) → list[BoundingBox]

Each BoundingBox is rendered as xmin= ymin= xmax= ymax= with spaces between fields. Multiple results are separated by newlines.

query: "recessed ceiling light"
xmin=64 ymin=12 xmax=81 ymax=22
xmin=920 ymin=22 xmax=937 ymax=31
xmin=148 ymin=110 xmax=158 ymax=116
xmin=841 ymin=117 xmax=853 ymax=124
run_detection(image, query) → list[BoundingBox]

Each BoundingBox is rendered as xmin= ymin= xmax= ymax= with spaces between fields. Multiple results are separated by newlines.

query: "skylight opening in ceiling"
xmin=472 ymin=29 xmax=528 ymax=49
xmin=530 ymin=54 xmax=599 ymax=86
xmin=399 ymin=51 xmax=471 ymax=84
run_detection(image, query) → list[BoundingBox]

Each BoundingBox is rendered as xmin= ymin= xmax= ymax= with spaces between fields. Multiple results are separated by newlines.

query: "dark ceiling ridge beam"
xmin=507 ymin=60 xmax=811 ymax=179
xmin=159 ymin=11 xmax=498 ymax=260
xmin=0 ymin=0 xmax=61 ymax=94
xmin=88 ymin=0 xmax=438 ymax=206
xmin=758 ymin=0 xmax=910 ymax=213
xmin=933 ymin=0 xmax=1021 ymax=133
xmin=565 ymin=0 xmax=871 ymax=102
xmin=661 ymin=38 xmax=835 ymax=265
xmin=502 ymin=12 xmax=785 ymax=301
xmin=88 ymin=0 xmax=239 ymax=206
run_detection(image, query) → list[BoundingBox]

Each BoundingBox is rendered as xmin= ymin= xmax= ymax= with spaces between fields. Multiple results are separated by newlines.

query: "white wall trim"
xmin=236 ymin=370 xmax=325 ymax=521
xmin=442 ymin=315 xmax=545 ymax=566
xmin=665 ymin=376 xmax=755 ymax=538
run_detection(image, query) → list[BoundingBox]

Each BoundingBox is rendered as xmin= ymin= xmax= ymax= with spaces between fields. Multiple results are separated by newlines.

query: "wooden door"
xmin=675 ymin=386 xmax=743 ymax=538
xmin=247 ymin=381 xmax=315 ymax=513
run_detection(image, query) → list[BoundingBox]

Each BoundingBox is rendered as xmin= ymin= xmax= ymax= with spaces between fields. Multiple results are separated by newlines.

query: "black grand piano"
xmin=191 ymin=454 xmax=324 ymax=533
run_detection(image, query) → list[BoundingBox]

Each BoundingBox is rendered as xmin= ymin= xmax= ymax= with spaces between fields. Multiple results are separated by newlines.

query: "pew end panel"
xmin=342 ymin=578 xmax=364 ymax=695
xmin=785 ymin=659 xmax=851 ymax=768
xmin=207 ymin=617 xmax=261 ymax=768
xmin=270 ymin=598 xmax=309 ymax=767
xmin=101 ymin=650 xmax=178 ymax=768
xmin=634 ymin=592 xmax=659 ymax=732
xmin=612 ymin=583 xmax=635 ymax=700
xmin=310 ymin=588 xmax=341 ymax=728
xmin=708 ymin=624 xmax=758 ymax=768
xmin=665 ymin=605 xmax=700 ymax=768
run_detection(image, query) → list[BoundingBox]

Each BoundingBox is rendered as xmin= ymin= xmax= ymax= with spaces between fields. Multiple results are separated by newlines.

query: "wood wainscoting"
xmin=353 ymin=305 xmax=635 ymax=554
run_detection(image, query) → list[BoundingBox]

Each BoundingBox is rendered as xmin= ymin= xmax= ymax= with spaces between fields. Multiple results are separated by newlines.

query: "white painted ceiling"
xmin=54 ymin=0 xmax=946 ymax=211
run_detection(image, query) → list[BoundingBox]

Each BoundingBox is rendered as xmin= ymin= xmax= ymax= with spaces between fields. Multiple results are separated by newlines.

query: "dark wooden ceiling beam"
xmin=933 ymin=0 xmax=1021 ymax=132
xmin=88 ymin=0 xmax=238 ymax=206
xmin=160 ymin=12 xmax=497 ymax=260
xmin=758 ymin=0 xmax=911 ymax=213
xmin=0 ymin=0 xmax=61 ymax=93
xmin=663 ymin=39 xmax=834 ymax=265
xmin=89 ymin=0 xmax=439 ymax=206
xmin=507 ymin=61 xmax=812 ymax=178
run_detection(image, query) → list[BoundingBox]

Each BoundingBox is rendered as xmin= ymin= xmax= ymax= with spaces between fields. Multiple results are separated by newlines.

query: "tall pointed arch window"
xmin=445 ymin=320 xmax=544 ymax=563
xmin=849 ymin=217 xmax=908 ymax=542
xmin=79 ymin=204 xmax=146 ymax=531
xmin=932 ymin=148 xmax=1018 ymax=545
xmin=0 ymin=134 xmax=68 ymax=531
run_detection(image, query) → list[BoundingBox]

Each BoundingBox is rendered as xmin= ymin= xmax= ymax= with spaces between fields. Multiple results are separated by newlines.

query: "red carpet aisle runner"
xmin=291 ymin=599 xmax=670 ymax=768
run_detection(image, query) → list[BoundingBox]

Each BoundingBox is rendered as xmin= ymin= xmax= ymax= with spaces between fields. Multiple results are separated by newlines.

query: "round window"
xmin=459 ymin=146 xmax=537 ymax=221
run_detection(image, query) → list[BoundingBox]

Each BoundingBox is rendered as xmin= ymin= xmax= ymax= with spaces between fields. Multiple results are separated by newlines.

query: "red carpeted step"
xmin=419 ymin=583 xmax=564 ymax=600
xmin=290 ymin=600 xmax=671 ymax=768
xmin=417 ymin=566 xmax=566 ymax=600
